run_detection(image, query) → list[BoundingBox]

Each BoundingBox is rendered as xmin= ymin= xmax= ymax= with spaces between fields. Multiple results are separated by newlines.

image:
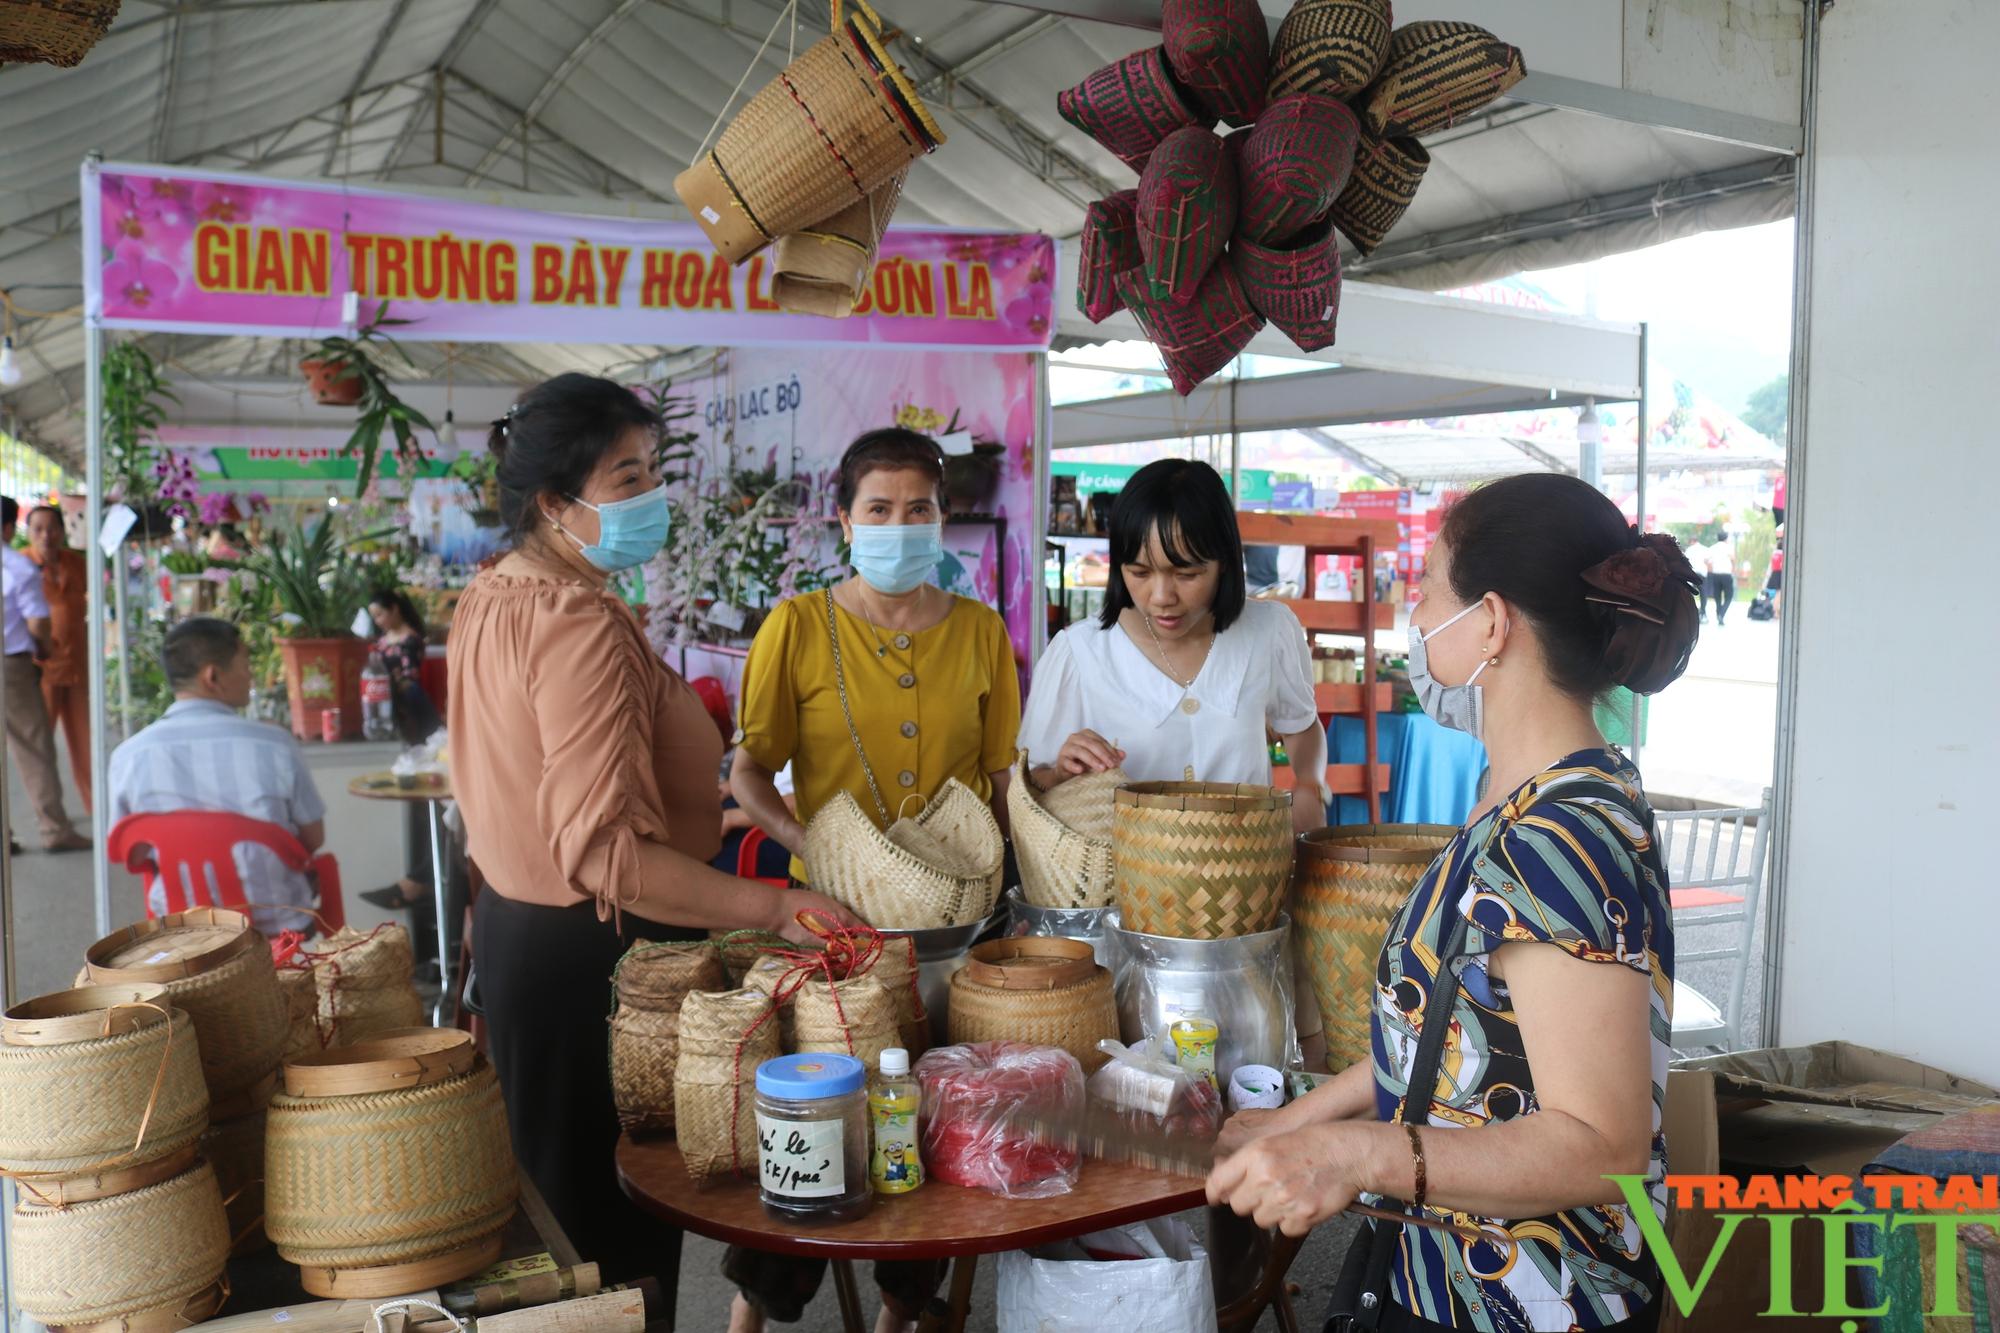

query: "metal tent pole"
xmin=1630 ymin=323 xmax=1649 ymax=769
xmin=113 ymin=549 xmax=132 ymax=740
xmin=82 ymin=158 xmax=113 ymax=941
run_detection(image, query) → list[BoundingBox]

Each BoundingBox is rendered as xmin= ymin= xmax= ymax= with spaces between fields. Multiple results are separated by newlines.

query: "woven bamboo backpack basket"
xmin=1293 ymin=824 xmax=1457 ymax=1067
xmin=1008 ymin=751 xmax=1122 ymax=910
xmin=265 ymin=1028 xmax=518 ymax=1297
xmin=947 ymin=938 xmax=1119 ymax=1073
xmin=0 ymin=983 xmax=209 ymax=1196
xmin=82 ymin=908 xmax=288 ymax=1119
xmin=675 ymin=0 xmax=943 ymax=264
xmin=609 ymin=941 xmax=728 ymax=1135
xmin=1113 ymin=782 xmax=1295 ymax=939
xmin=802 ymin=779 xmax=1003 ymax=929
xmin=771 ymin=166 xmax=907 ymax=317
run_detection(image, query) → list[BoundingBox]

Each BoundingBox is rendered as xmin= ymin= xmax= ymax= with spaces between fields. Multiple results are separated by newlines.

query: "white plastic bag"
xmin=996 ymin=1216 xmax=1217 ymax=1333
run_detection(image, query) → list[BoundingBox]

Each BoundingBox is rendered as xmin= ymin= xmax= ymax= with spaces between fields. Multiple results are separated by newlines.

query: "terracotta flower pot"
xmin=278 ymin=636 xmax=367 ymax=741
xmin=299 ymin=358 xmax=363 ymax=407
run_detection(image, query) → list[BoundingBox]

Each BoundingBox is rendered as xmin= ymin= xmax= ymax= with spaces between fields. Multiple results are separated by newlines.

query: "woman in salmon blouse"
xmin=448 ymin=374 xmax=856 ymax=1290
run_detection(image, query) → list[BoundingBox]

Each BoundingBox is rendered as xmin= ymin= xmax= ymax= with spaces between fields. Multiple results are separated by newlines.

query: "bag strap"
xmin=1352 ymin=886 xmax=1472 ymax=1329
xmin=824 ymin=588 xmax=892 ymax=824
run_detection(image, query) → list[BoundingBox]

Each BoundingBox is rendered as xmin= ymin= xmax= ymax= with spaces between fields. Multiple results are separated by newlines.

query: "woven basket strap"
xmin=824 ymin=588 xmax=892 ymax=823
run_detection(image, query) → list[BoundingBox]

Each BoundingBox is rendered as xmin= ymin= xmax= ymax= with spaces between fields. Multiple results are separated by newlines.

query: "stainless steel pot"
xmin=1104 ymin=910 xmax=1299 ymax=1085
xmin=882 ymin=917 xmax=990 ymax=1048
xmin=1004 ymin=887 xmax=1110 ymax=966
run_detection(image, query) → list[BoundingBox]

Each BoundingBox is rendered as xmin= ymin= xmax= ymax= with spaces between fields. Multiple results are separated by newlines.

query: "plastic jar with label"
xmin=754 ymin=1053 xmax=872 ymax=1223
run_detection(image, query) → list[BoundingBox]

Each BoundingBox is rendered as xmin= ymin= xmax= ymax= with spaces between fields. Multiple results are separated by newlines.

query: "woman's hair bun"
xmin=1580 ymin=531 xmax=1702 ymax=694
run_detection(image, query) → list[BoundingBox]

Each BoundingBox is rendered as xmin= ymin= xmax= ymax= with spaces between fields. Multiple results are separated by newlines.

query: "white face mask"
xmin=1407 ymin=600 xmax=1494 ymax=739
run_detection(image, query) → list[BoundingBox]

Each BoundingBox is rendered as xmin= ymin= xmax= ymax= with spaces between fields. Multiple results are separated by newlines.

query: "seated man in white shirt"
xmin=108 ymin=617 xmax=328 ymax=935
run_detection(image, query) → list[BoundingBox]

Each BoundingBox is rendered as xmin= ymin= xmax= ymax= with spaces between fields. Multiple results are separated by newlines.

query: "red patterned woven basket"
xmin=1163 ymin=0 xmax=1270 ymax=126
xmin=1234 ymin=93 xmax=1360 ymax=246
xmin=1058 ymin=46 xmax=1209 ymax=174
xmin=1136 ymin=126 xmax=1237 ymax=308
xmin=1115 ymin=256 xmax=1265 ymax=396
xmin=1076 ymin=190 xmax=1142 ymax=323
xmin=1232 ymin=218 xmax=1342 ymax=352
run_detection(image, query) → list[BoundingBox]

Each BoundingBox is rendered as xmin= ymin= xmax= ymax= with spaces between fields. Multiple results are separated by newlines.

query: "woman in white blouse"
xmin=1021 ymin=458 xmax=1329 ymax=1068
xmin=1021 ymin=458 xmax=1330 ymax=827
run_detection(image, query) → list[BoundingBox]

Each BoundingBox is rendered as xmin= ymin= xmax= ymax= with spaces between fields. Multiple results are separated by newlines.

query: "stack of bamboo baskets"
xmin=0 ymin=983 xmax=231 ymax=1329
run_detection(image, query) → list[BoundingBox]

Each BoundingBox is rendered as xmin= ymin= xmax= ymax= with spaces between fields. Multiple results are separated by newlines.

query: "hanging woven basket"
xmin=802 ymin=779 xmax=1003 ymax=929
xmin=675 ymin=0 xmax=943 ymax=265
xmin=1232 ymin=217 xmax=1343 ymax=352
xmin=0 ymin=0 xmax=122 ymax=69
xmin=1007 ymin=751 xmax=1120 ymax=910
xmin=1325 ymin=130 xmax=1429 ymax=256
xmin=1267 ymin=0 xmax=1394 ymax=101
xmin=772 ymin=167 xmax=907 ymax=317
xmin=1293 ymin=824 xmax=1456 ymax=1067
xmin=1113 ymin=782 xmax=1295 ymax=939
xmin=83 ymin=908 xmax=289 ymax=1118
xmin=1357 ymin=21 xmax=1527 ymax=139
xmin=9 ymin=1158 xmax=230 ymax=1330
xmin=1137 ymin=126 xmax=1237 ymax=308
xmin=265 ymin=1028 xmax=518 ymax=1297
xmin=1162 ymin=0 xmax=1270 ymax=126
xmin=1058 ymin=45 xmax=1209 ymax=174
xmin=1114 ymin=256 xmax=1265 ymax=397
xmin=1076 ymin=189 xmax=1142 ymax=324
xmin=1234 ymin=93 xmax=1360 ymax=246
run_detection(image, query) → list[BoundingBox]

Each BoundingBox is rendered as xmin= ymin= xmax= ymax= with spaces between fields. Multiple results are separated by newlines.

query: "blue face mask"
xmin=553 ymin=486 xmax=671 ymax=572
xmin=849 ymin=521 xmax=941 ymax=595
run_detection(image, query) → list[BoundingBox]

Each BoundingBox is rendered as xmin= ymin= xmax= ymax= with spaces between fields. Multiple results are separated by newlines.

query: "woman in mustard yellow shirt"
xmin=730 ymin=428 xmax=1020 ymax=882
xmin=725 ymin=428 xmax=1019 ymax=1333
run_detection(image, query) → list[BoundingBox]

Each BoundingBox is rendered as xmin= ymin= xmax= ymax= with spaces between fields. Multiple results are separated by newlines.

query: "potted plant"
xmin=447 ymin=449 xmax=502 ymax=526
xmin=161 ymin=550 xmax=215 ymax=617
xmin=302 ymin=303 xmax=436 ymax=496
xmin=217 ymin=516 xmax=382 ymax=741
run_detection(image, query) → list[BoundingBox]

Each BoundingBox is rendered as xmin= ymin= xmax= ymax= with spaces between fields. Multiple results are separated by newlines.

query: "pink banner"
xmin=85 ymin=163 xmax=1055 ymax=351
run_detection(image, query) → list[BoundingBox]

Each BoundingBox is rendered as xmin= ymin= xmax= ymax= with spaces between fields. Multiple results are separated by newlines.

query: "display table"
xmin=616 ymin=1136 xmax=1205 ymax=1333
xmin=346 ymin=772 xmax=455 ymax=1025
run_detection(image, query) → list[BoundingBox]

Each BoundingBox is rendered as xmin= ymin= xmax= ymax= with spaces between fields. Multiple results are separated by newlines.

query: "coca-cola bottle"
xmin=360 ymin=652 xmax=395 ymax=741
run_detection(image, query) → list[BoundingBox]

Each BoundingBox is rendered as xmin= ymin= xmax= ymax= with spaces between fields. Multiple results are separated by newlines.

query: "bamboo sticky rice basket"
xmin=946 ymin=938 xmax=1119 ymax=1072
xmin=1113 ymin=782 xmax=1295 ymax=939
xmin=803 ymin=778 xmax=1003 ymax=928
xmin=1009 ymin=751 xmax=1121 ymax=910
xmin=1293 ymin=824 xmax=1456 ymax=1067
xmin=264 ymin=1028 xmax=518 ymax=1297
xmin=609 ymin=942 xmax=728 ymax=1135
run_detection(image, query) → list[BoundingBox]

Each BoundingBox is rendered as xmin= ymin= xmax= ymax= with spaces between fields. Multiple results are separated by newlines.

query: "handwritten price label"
xmin=756 ymin=1113 xmax=845 ymax=1199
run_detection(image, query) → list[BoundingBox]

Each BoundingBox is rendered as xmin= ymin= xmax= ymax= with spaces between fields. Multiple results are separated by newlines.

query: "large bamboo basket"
xmin=83 ymin=908 xmax=288 ymax=1117
xmin=1008 ymin=751 xmax=1121 ymax=910
xmin=609 ymin=942 xmax=728 ymax=1135
xmin=674 ymin=0 xmax=943 ymax=264
xmin=946 ymin=938 xmax=1118 ymax=1072
xmin=265 ymin=1028 xmax=518 ymax=1297
xmin=0 ymin=985 xmax=209 ymax=1181
xmin=803 ymin=779 xmax=1003 ymax=929
xmin=1293 ymin=824 xmax=1456 ymax=1067
xmin=1113 ymin=782 xmax=1294 ymax=939
xmin=9 ymin=1158 xmax=230 ymax=1330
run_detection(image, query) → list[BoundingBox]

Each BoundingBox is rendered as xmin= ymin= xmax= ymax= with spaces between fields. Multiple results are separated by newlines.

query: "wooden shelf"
xmin=1314 ymin=682 xmax=1397 ymax=715
xmin=1236 ymin=512 xmax=1400 ymax=550
xmin=1272 ymin=763 xmax=1393 ymax=797
xmin=1280 ymin=599 xmax=1397 ymax=634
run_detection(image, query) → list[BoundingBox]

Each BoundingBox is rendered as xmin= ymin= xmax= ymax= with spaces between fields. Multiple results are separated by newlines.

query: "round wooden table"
xmin=346 ymin=771 xmax=454 ymax=1025
xmin=616 ymin=1135 xmax=1207 ymax=1333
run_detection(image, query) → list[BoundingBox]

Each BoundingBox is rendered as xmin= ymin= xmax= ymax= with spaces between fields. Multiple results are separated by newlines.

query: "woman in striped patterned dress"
xmin=1206 ymin=474 xmax=1703 ymax=1332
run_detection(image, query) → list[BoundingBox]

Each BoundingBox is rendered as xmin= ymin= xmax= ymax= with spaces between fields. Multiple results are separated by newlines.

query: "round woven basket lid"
xmin=963 ymin=937 xmax=1098 ymax=991
xmin=86 ymin=908 xmax=257 ymax=982
xmin=1117 ymin=780 xmax=1292 ymax=812
xmin=1298 ymin=822 xmax=1458 ymax=864
xmin=283 ymin=1026 xmax=475 ymax=1098
xmin=1 ymin=983 xmax=172 ymax=1047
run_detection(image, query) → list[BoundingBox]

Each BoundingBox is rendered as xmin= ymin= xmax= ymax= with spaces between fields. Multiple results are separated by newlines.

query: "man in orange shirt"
xmin=25 ymin=504 xmax=91 ymax=814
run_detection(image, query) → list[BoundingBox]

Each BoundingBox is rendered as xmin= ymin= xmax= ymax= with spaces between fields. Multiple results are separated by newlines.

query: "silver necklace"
xmin=1140 ymin=610 xmax=1213 ymax=689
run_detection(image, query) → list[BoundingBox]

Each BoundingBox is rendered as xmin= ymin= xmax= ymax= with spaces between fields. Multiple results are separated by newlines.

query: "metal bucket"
xmin=1004 ymin=888 xmax=1111 ymax=966
xmin=882 ymin=917 xmax=991 ymax=1048
xmin=1104 ymin=910 xmax=1299 ymax=1085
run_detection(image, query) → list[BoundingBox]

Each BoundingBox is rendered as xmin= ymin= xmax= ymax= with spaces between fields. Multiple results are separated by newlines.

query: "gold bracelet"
xmin=1405 ymin=1124 xmax=1428 ymax=1209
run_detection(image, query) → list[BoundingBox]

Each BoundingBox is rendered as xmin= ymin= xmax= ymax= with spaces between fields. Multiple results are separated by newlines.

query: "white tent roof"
xmin=0 ymin=0 xmax=1799 ymax=469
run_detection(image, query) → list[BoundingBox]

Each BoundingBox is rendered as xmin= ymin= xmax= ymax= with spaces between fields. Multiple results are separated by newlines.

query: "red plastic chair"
xmin=108 ymin=811 xmax=346 ymax=944
xmin=736 ymin=827 xmax=789 ymax=888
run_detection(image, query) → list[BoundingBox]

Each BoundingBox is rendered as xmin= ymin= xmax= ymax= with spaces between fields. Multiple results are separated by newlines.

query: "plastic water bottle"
xmin=869 ymin=1048 xmax=923 ymax=1195
xmin=360 ymin=653 xmax=395 ymax=742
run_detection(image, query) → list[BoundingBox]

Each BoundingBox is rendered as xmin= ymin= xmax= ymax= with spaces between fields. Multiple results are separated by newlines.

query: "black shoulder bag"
xmin=1324 ymin=903 xmax=1469 ymax=1332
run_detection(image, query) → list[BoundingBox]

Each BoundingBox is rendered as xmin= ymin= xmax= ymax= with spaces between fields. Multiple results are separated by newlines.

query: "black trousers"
xmin=1701 ymin=573 xmax=1735 ymax=623
xmin=473 ymin=890 xmax=702 ymax=1293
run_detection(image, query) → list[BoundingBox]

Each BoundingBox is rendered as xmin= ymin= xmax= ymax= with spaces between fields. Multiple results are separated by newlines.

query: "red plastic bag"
xmin=916 ymin=1042 xmax=1084 ymax=1199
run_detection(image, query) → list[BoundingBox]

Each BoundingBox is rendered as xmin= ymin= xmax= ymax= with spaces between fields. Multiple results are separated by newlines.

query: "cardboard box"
xmin=1656 ymin=1043 xmax=2000 ymax=1332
